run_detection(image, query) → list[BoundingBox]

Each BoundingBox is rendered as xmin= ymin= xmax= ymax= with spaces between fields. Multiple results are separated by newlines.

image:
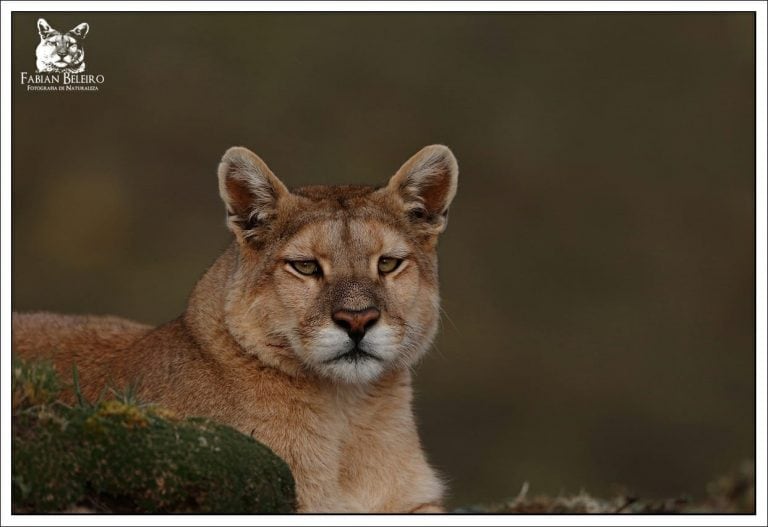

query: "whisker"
xmin=439 ymin=305 xmax=460 ymax=334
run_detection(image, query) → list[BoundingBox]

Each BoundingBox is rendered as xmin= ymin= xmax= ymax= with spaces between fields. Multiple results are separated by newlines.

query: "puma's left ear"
xmin=386 ymin=144 xmax=458 ymax=234
xmin=70 ymin=22 xmax=89 ymax=39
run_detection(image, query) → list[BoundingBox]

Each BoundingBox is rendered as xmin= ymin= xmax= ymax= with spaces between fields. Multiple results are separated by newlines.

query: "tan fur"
xmin=13 ymin=144 xmax=459 ymax=513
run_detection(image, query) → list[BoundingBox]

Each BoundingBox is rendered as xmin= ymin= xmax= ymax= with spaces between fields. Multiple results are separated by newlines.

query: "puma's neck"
xmin=182 ymin=243 xmax=240 ymax=359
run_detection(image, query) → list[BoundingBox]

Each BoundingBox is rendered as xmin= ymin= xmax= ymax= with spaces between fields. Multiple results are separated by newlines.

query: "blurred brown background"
xmin=11 ymin=13 xmax=754 ymax=507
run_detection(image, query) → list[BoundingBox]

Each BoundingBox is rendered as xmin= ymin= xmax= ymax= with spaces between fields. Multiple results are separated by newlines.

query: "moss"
xmin=11 ymin=356 xmax=60 ymax=411
xmin=12 ymin=356 xmax=296 ymax=513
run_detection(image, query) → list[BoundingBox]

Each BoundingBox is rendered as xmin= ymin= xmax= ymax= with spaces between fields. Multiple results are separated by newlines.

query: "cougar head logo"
xmin=35 ymin=18 xmax=89 ymax=73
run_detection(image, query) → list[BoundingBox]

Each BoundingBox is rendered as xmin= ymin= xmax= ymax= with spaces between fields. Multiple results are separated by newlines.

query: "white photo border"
xmin=1 ymin=2 xmax=765 ymax=526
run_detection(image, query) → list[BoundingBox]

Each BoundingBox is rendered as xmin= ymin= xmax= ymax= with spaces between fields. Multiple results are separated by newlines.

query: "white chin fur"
xmin=306 ymin=325 xmax=399 ymax=384
xmin=320 ymin=358 xmax=386 ymax=384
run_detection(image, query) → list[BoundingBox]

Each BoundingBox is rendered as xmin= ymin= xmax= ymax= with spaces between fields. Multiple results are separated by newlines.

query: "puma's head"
xmin=35 ymin=18 xmax=88 ymax=73
xmin=216 ymin=145 xmax=458 ymax=384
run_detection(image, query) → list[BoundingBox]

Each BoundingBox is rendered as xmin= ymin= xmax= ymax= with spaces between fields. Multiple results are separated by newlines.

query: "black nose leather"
xmin=332 ymin=308 xmax=380 ymax=343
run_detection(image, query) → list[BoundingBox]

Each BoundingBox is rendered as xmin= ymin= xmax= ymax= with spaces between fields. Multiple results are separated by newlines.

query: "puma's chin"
xmin=299 ymin=325 xmax=401 ymax=384
xmin=318 ymin=354 xmax=388 ymax=384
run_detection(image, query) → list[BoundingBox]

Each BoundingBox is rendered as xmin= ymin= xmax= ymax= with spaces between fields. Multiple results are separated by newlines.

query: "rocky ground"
xmin=455 ymin=460 xmax=755 ymax=513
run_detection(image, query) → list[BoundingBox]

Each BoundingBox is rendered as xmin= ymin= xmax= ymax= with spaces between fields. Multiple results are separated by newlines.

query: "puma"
xmin=13 ymin=144 xmax=459 ymax=512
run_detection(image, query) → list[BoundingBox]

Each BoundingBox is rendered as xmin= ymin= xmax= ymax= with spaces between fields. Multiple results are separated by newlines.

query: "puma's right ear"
xmin=217 ymin=146 xmax=289 ymax=242
xmin=386 ymin=144 xmax=459 ymax=234
xmin=70 ymin=22 xmax=89 ymax=39
xmin=37 ymin=18 xmax=55 ymax=38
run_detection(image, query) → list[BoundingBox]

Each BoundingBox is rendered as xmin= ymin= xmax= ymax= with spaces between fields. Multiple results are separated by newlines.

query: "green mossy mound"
xmin=12 ymin=357 xmax=296 ymax=513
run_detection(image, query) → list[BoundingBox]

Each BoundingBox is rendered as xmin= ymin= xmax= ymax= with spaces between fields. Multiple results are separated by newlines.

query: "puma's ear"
xmin=386 ymin=144 xmax=458 ymax=234
xmin=70 ymin=22 xmax=89 ymax=39
xmin=217 ymin=146 xmax=289 ymax=242
xmin=37 ymin=18 xmax=55 ymax=38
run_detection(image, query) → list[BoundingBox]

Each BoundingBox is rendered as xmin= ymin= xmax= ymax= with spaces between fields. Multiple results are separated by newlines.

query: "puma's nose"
xmin=332 ymin=308 xmax=380 ymax=343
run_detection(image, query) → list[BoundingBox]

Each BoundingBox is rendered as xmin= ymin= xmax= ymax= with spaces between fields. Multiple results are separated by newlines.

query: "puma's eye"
xmin=290 ymin=260 xmax=321 ymax=276
xmin=378 ymin=257 xmax=402 ymax=274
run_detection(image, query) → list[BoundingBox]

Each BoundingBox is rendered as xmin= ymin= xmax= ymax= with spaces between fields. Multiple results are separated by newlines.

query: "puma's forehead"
xmin=249 ymin=185 xmax=399 ymax=246
xmin=287 ymin=184 xmax=399 ymax=222
xmin=274 ymin=187 xmax=413 ymax=261
xmin=281 ymin=217 xmax=409 ymax=262
xmin=292 ymin=184 xmax=379 ymax=202
xmin=43 ymin=33 xmax=77 ymax=42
